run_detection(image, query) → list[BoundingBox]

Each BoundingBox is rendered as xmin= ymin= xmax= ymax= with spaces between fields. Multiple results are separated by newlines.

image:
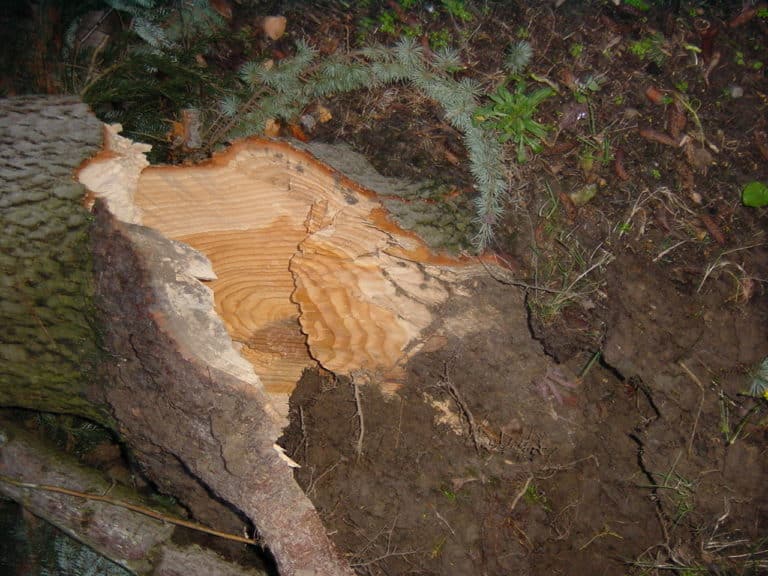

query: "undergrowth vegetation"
xmin=53 ymin=0 xmax=560 ymax=250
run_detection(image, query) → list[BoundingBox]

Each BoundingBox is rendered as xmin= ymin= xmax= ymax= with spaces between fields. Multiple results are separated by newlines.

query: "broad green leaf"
xmin=742 ymin=181 xmax=768 ymax=207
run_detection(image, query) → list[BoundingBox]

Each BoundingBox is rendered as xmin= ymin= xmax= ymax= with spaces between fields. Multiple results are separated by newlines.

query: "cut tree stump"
xmin=80 ymin=126 xmax=487 ymax=418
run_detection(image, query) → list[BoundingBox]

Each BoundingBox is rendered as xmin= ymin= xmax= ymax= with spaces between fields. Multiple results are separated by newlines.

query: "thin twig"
xmin=349 ymin=512 xmax=420 ymax=568
xmin=478 ymin=258 xmax=569 ymax=294
xmin=299 ymin=405 xmax=308 ymax=464
xmin=579 ymin=525 xmax=623 ymax=551
xmin=394 ymin=396 xmax=404 ymax=451
xmin=653 ymin=239 xmax=689 ymax=262
xmin=353 ymin=378 xmax=365 ymax=462
xmin=509 ymin=476 xmax=533 ymax=512
xmin=306 ymin=459 xmax=341 ymax=496
xmin=561 ymin=246 xmax=613 ymax=296
xmin=0 ymin=474 xmax=256 ymax=545
xmin=433 ymin=509 xmax=455 ymax=536
xmin=578 ymin=351 xmax=601 ymax=379
xmin=618 ymin=189 xmax=653 ymax=238
xmin=678 ymin=361 xmax=705 ymax=456
xmin=697 ymin=243 xmax=764 ymax=293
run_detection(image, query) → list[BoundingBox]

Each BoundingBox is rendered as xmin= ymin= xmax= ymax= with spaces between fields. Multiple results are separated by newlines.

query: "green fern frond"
xmin=62 ymin=19 xmax=78 ymax=59
xmin=215 ymin=36 xmax=513 ymax=250
xmin=105 ymin=0 xmax=156 ymax=14
xmin=46 ymin=534 xmax=131 ymax=576
xmin=748 ymin=358 xmax=768 ymax=397
xmin=370 ymin=61 xmax=410 ymax=84
xmin=458 ymin=77 xmax=482 ymax=99
xmin=312 ymin=59 xmax=370 ymax=96
xmin=292 ymin=39 xmax=318 ymax=69
xmin=359 ymin=43 xmax=392 ymax=62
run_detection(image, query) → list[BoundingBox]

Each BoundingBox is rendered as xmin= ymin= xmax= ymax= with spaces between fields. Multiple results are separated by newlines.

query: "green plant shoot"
xmin=474 ymin=82 xmax=553 ymax=163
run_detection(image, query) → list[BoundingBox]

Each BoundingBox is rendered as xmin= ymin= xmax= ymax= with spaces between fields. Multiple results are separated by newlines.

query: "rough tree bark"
xmin=0 ymin=96 xmax=105 ymax=422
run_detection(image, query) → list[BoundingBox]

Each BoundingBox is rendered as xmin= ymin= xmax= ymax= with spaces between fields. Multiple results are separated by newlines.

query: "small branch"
xmin=653 ymin=239 xmax=689 ymax=263
xmin=0 ymin=474 xmax=257 ymax=545
xmin=299 ymin=405 xmax=308 ymax=464
xmin=678 ymin=361 xmax=705 ymax=456
xmin=433 ymin=509 xmax=455 ymax=536
xmin=478 ymin=257 xmax=567 ymax=294
xmin=394 ymin=396 xmax=404 ymax=451
xmin=578 ymin=525 xmax=623 ymax=551
xmin=509 ymin=476 xmax=533 ymax=512
xmin=306 ymin=459 xmax=342 ymax=497
xmin=578 ymin=351 xmax=601 ymax=380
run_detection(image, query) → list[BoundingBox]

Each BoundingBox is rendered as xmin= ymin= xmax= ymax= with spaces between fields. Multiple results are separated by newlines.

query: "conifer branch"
xmin=213 ymin=36 xmax=530 ymax=250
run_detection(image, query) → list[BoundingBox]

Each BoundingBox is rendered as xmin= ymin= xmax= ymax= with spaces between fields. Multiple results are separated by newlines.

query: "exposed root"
xmin=352 ymin=373 xmax=366 ymax=463
xmin=438 ymin=358 xmax=481 ymax=453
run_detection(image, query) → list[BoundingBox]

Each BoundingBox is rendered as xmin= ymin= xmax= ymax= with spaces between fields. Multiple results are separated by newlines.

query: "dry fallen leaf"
xmin=209 ymin=0 xmax=233 ymax=20
xmin=644 ymin=86 xmax=666 ymax=105
xmin=754 ymin=131 xmax=768 ymax=162
xmin=639 ymin=127 xmax=680 ymax=147
xmin=314 ymin=103 xmax=332 ymax=123
xmin=264 ymin=118 xmax=281 ymax=137
xmin=613 ymin=148 xmax=629 ymax=181
xmin=667 ymin=100 xmax=687 ymax=140
xmin=685 ymin=141 xmax=714 ymax=173
xmin=263 ymin=15 xmax=287 ymax=41
xmin=288 ymin=123 xmax=309 ymax=142
xmin=728 ymin=5 xmax=757 ymax=28
xmin=699 ymin=213 xmax=725 ymax=245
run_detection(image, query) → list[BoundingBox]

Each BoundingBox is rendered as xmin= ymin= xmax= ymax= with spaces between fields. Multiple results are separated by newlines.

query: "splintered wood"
xmin=81 ymin=129 xmax=473 ymax=415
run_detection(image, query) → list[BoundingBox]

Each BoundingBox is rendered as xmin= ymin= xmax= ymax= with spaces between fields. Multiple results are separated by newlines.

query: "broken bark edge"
xmin=91 ymin=203 xmax=355 ymax=576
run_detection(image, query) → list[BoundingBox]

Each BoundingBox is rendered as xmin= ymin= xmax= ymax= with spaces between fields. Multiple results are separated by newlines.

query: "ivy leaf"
xmin=742 ymin=181 xmax=768 ymax=207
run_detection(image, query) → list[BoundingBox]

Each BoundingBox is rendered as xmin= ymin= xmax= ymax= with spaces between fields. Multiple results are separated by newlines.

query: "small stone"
xmin=729 ymin=85 xmax=744 ymax=98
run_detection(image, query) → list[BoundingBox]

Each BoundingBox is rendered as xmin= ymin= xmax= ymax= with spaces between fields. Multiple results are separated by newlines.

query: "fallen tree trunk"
xmin=90 ymin=204 xmax=355 ymax=576
xmin=0 ymin=96 xmax=107 ymax=423
xmin=1 ymin=95 xmax=490 ymax=575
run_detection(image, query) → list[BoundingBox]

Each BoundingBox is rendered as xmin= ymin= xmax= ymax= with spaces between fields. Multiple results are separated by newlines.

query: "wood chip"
xmin=613 ymin=148 xmax=630 ymax=181
xmin=700 ymin=213 xmax=725 ymax=245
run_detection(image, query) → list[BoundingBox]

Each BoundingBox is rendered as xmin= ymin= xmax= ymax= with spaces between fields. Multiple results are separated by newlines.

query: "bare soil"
xmin=277 ymin=2 xmax=768 ymax=575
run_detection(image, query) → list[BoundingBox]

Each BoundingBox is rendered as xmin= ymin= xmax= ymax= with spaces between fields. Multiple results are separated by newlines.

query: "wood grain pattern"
xmin=83 ymin=134 xmax=479 ymax=414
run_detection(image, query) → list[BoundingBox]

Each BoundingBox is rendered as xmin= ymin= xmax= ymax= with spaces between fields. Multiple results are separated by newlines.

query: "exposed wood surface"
xmin=82 ymin=130 xmax=481 ymax=415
